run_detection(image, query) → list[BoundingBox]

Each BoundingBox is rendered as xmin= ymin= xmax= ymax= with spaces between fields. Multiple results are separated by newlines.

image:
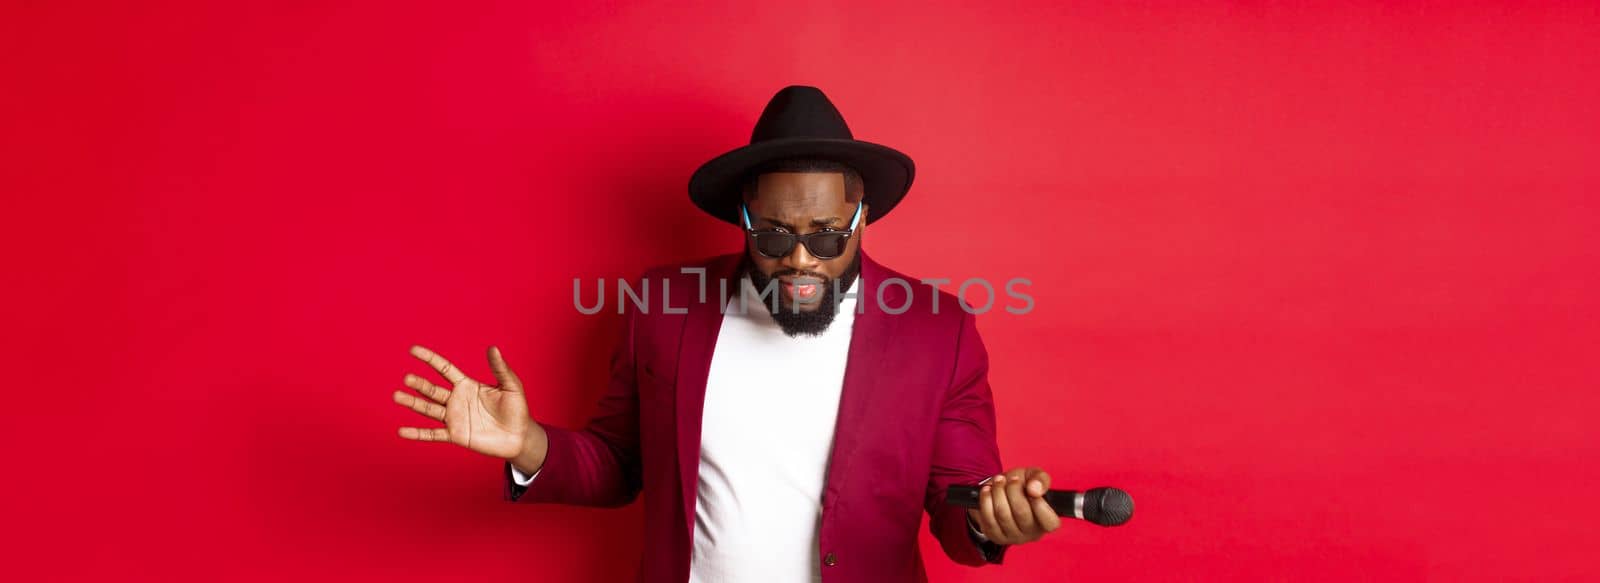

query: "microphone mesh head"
xmin=1083 ymin=487 xmax=1134 ymax=526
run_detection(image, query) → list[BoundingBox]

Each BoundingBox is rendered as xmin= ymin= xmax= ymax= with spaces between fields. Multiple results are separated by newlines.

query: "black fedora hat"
xmin=688 ymin=85 xmax=915 ymax=226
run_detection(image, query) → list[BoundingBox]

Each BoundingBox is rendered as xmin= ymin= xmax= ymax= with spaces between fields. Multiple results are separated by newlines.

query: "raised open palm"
xmin=394 ymin=344 xmax=533 ymax=460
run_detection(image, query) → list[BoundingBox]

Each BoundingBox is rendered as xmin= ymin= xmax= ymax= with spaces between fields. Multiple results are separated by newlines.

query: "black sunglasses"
xmin=740 ymin=201 xmax=863 ymax=260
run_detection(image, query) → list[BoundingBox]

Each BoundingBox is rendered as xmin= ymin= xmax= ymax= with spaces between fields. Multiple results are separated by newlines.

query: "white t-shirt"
xmin=686 ymin=274 xmax=858 ymax=582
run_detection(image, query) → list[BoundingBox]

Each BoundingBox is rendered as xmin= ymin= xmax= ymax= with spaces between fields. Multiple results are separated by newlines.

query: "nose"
xmin=779 ymin=237 xmax=821 ymax=273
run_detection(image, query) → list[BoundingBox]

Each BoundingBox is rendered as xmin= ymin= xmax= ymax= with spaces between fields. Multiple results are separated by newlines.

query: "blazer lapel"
xmin=821 ymin=250 xmax=897 ymax=514
xmin=674 ymin=254 xmax=740 ymax=544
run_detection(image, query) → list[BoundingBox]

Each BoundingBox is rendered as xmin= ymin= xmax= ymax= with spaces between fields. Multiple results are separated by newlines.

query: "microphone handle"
xmin=946 ymin=485 xmax=1081 ymax=518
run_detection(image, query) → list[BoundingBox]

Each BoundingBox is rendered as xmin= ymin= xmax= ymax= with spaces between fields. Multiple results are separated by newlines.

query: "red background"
xmin=5 ymin=1 xmax=1598 ymax=580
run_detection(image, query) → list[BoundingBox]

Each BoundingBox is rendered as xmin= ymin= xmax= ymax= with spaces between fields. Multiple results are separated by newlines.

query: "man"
xmin=393 ymin=86 xmax=1060 ymax=582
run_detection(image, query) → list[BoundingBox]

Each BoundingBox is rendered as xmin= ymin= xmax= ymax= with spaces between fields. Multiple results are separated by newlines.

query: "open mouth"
xmin=778 ymin=277 xmax=824 ymax=301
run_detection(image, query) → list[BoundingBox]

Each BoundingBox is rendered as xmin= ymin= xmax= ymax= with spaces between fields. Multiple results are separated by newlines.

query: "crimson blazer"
xmin=505 ymin=250 xmax=1008 ymax=582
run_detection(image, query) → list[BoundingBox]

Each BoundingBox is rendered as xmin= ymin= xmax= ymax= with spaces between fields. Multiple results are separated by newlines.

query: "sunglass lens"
xmin=806 ymin=233 xmax=850 ymax=259
xmin=754 ymin=233 xmax=795 ymax=258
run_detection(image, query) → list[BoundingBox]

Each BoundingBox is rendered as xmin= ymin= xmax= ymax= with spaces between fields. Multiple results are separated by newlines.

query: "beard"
xmin=742 ymin=250 xmax=863 ymax=337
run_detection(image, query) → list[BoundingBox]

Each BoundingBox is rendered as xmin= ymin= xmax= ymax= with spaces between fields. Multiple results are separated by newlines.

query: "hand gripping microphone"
xmin=946 ymin=481 xmax=1134 ymax=527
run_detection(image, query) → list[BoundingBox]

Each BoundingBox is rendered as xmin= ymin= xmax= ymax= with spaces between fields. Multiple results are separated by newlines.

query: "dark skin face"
xmin=743 ymin=172 xmax=866 ymax=312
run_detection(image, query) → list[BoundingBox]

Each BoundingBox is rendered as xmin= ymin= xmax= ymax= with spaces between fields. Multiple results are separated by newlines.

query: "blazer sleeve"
xmin=923 ymin=311 xmax=1009 ymax=566
xmin=504 ymin=303 xmax=644 ymax=508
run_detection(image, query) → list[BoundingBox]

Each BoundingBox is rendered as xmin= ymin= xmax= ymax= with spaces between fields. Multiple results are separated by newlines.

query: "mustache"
xmin=770 ymin=269 xmax=830 ymax=281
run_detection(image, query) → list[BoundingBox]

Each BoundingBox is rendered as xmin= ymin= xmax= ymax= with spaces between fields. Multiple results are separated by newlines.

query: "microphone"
xmin=946 ymin=483 xmax=1134 ymax=527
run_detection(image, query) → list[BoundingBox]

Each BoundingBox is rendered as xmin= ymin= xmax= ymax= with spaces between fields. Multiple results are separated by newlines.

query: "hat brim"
xmin=688 ymin=137 xmax=915 ymax=226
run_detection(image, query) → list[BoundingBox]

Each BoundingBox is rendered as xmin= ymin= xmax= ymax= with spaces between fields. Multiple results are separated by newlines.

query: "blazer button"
xmin=823 ymin=552 xmax=837 ymax=567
